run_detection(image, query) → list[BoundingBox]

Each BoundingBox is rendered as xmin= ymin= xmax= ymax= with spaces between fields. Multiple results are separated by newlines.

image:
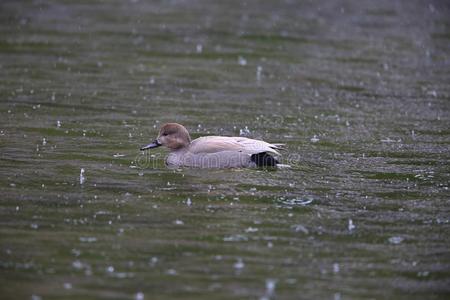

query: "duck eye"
xmin=162 ymin=133 xmax=168 ymax=136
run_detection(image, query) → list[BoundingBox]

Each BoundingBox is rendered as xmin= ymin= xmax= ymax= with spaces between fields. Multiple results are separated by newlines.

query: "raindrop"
xmin=310 ymin=135 xmax=320 ymax=143
xmin=256 ymin=66 xmax=262 ymax=81
xmin=333 ymin=263 xmax=340 ymax=273
xmin=238 ymin=56 xmax=247 ymax=66
xmin=417 ymin=271 xmax=429 ymax=277
xmin=166 ymin=269 xmax=177 ymax=275
xmin=245 ymin=227 xmax=258 ymax=233
xmin=233 ymin=258 xmax=245 ymax=270
xmin=79 ymin=236 xmax=97 ymax=243
xmin=63 ymin=283 xmax=72 ymax=289
xmin=239 ymin=126 xmax=251 ymax=136
xmin=348 ymin=219 xmax=356 ymax=231
xmin=388 ymin=236 xmax=404 ymax=244
xmin=72 ymin=260 xmax=83 ymax=269
xmin=150 ymin=256 xmax=158 ymax=265
xmin=223 ymin=234 xmax=248 ymax=242
xmin=265 ymin=278 xmax=276 ymax=295
xmin=292 ymin=224 xmax=309 ymax=234
xmin=80 ymin=168 xmax=85 ymax=185
xmin=174 ymin=219 xmax=184 ymax=225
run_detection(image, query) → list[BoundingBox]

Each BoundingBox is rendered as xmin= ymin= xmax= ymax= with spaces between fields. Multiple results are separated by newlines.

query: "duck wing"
xmin=189 ymin=136 xmax=282 ymax=155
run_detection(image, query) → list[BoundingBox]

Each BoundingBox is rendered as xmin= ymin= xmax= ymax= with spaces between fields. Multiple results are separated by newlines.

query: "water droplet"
xmin=265 ymin=279 xmax=276 ymax=295
xmin=388 ymin=236 xmax=404 ymax=244
xmin=233 ymin=258 xmax=245 ymax=270
xmin=80 ymin=168 xmax=85 ymax=185
xmin=256 ymin=65 xmax=262 ymax=81
xmin=310 ymin=135 xmax=320 ymax=143
xmin=79 ymin=236 xmax=97 ymax=243
xmin=63 ymin=282 xmax=72 ymax=289
xmin=333 ymin=263 xmax=340 ymax=273
xmin=135 ymin=292 xmax=144 ymax=300
xmin=239 ymin=126 xmax=251 ymax=136
xmin=348 ymin=219 xmax=356 ymax=231
xmin=292 ymin=224 xmax=309 ymax=234
xmin=245 ymin=227 xmax=258 ymax=233
xmin=238 ymin=56 xmax=247 ymax=66
xmin=166 ymin=269 xmax=177 ymax=275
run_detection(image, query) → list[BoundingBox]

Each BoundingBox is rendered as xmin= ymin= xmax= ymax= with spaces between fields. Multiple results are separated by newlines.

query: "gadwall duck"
xmin=140 ymin=123 xmax=284 ymax=168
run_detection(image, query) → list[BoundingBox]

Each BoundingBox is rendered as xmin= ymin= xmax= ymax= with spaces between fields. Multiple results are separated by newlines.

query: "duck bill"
xmin=140 ymin=140 xmax=161 ymax=150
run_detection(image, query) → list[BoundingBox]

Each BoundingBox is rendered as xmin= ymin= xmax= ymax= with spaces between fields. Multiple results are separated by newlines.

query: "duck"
xmin=140 ymin=123 xmax=284 ymax=168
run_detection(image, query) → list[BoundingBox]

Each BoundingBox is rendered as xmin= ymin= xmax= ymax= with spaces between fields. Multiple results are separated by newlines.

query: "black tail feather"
xmin=251 ymin=152 xmax=279 ymax=167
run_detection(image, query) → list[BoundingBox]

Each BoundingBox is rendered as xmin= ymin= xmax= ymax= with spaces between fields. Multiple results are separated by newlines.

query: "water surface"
xmin=1 ymin=0 xmax=449 ymax=299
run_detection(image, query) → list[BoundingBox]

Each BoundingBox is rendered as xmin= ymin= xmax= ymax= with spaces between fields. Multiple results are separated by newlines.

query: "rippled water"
xmin=1 ymin=0 xmax=449 ymax=299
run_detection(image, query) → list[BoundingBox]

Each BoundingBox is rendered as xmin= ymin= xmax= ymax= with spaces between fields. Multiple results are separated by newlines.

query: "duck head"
xmin=140 ymin=123 xmax=191 ymax=151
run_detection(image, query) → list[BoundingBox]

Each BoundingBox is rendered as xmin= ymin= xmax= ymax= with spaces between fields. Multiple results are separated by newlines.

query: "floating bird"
xmin=140 ymin=123 xmax=284 ymax=168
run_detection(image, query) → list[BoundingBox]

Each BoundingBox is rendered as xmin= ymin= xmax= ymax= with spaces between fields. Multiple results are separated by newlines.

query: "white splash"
xmin=260 ymin=279 xmax=277 ymax=300
xmin=239 ymin=126 xmax=251 ymax=136
xmin=256 ymin=66 xmax=263 ymax=81
xmin=292 ymin=224 xmax=309 ymax=234
xmin=196 ymin=44 xmax=203 ymax=53
xmin=166 ymin=269 xmax=177 ymax=275
xmin=80 ymin=168 xmax=85 ymax=185
xmin=348 ymin=219 xmax=356 ymax=231
xmin=245 ymin=227 xmax=258 ymax=233
xmin=310 ymin=135 xmax=320 ymax=143
xmin=79 ymin=237 xmax=97 ymax=243
xmin=388 ymin=236 xmax=404 ymax=244
xmin=63 ymin=283 xmax=72 ymax=289
xmin=333 ymin=263 xmax=340 ymax=273
xmin=238 ymin=56 xmax=247 ymax=66
xmin=233 ymin=258 xmax=245 ymax=270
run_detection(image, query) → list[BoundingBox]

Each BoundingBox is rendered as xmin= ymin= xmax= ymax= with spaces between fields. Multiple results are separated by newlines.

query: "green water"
xmin=1 ymin=0 xmax=449 ymax=299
